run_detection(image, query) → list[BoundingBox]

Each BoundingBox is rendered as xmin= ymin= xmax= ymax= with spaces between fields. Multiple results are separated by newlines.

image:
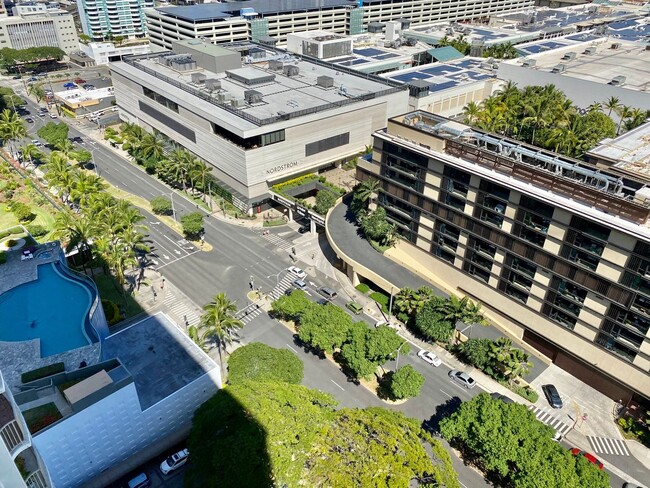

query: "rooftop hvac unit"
xmin=551 ymin=63 xmax=566 ymax=73
xmin=584 ymin=46 xmax=597 ymax=55
xmin=249 ymin=47 xmax=266 ymax=59
xmin=244 ymin=89 xmax=263 ymax=103
xmin=646 ymin=45 xmax=650 ymax=51
xmin=205 ymin=79 xmax=221 ymax=91
xmin=217 ymin=91 xmax=232 ymax=102
xmin=268 ymin=59 xmax=283 ymax=71
xmin=522 ymin=59 xmax=536 ymax=67
xmin=610 ymin=75 xmax=626 ymax=86
xmin=562 ymin=51 xmax=576 ymax=60
xmin=317 ymin=75 xmax=334 ymax=88
xmin=191 ymin=72 xmax=206 ymax=84
xmin=611 ymin=42 xmax=621 ymax=50
xmin=231 ymin=98 xmax=246 ymax=108
xmin=368 ymin=22 xmax=385 ymax=33
xmin=283 ymin=65 xmax=299 ymax=77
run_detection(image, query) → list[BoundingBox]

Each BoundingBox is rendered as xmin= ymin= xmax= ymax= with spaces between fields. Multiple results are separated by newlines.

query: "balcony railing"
xmin=480 ymin=210 xmax=504 ymax=228
xmin=523 ymin=212 xmax=549 ymax=234
xmin=554 ymin=297 xmax=582 ymax=317
xmin=512 ymin=260 xmax=536 ymax=278
xmin=549 ymin=309 xmax=577 ymax=329
xmin=558 ymin=282 xmax=586 ymax=303
xmin=1 ymin=419 xmax=26 ymax=455
xmin=25 ymin=470 xmax=48 ymax=488
xmin=568 ymin=249 xmax=599 ymax=271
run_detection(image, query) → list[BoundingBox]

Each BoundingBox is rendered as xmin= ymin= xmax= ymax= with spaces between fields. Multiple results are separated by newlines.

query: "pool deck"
xmin=0 ymin=241 xmax=102 ymax=392
xmin=0 ymin=241 xmax=61 ymax=295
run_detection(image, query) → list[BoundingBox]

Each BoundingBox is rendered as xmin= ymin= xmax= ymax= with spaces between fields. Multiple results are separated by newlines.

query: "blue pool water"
xmin=0 ymin=263 xmax=93 ymax=356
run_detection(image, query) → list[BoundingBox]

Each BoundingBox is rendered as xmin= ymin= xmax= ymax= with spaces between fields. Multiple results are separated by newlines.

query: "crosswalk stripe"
xmin=588 ymin=436 xmax=629 ymax=456
xmin=529 ymin=406 xmax=570 ymax=436
xmin=250 ymin=228 xmax=294 ymax=251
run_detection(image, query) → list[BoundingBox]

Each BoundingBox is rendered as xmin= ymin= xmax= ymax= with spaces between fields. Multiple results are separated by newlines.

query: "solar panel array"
xmin=385 ymin=60 xmax=494 ymax=94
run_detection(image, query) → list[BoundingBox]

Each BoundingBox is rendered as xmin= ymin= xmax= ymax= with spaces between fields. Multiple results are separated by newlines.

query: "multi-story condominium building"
xmin=76 ymin=0 xmax=153 ymax=40
xmin=0 ymin=8 xmax=78 ymax=51
xmin=356 ymin=111 xmax=650 ymax=405
xmin=111 ymin=39 xmax=408 ymax=212
xmin=145 ymin=0 xmax=534 ymax=50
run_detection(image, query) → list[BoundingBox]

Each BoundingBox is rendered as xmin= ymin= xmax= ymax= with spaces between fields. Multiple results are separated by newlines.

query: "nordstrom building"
xmin=111 ymin=39 xmax=409 ymax=211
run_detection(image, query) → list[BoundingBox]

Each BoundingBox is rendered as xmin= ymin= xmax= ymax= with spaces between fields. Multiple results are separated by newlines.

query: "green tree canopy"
xmin=385 ymin=365 xmax=425 ymax=400
xmin=313 ymin=189 xmax=338 ymax=215
xmin=227 ymin=342 xmax=303 ymax=385
xmin=186 ymin=381 xmax=459 ymax=488
xmin=415 ymin=300 xmax=455 ymax=343
xmin=271 ymin=289 xmax=312 ymax=322
xmin=37 ymin=122 xmax=69 ymax=147
xmin=440 ymin=393 xmax=609 ymax=488
xmin=180 ymin=212 xmax=204 ymax=239
xmin=297 ymin=302 xmax=353 ymax=355
xmin=150 ymin=196 xmax=172 ymax=216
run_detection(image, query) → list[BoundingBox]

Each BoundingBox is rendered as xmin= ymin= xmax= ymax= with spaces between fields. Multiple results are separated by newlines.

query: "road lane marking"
xmin=285 ymin=344 xmax=298 ymax=353
xmin=439 ymin=389 xmax=454 ymax=399
xmin=157 ymin=250 xmax=200 ymax=269
xmin=330 ymin=380 xmax=345 ymax=391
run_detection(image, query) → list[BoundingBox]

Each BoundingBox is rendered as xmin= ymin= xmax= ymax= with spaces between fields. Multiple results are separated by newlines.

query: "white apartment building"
xmin=0 ymin=10 xmax=78 ymax=52
xmin=79 ymin=40 xmax=152 ymax=64
xmin=111 ymin=39 xmax=409 ymax=211
xmin=76 ymin=0 xmax=153 ymax=39
xmin=146 ymin=0 xmax=535 ymax=50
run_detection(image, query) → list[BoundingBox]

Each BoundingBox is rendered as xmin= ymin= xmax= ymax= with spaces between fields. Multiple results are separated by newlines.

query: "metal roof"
xmin=426 ymin=46 xmax=465 ymax=62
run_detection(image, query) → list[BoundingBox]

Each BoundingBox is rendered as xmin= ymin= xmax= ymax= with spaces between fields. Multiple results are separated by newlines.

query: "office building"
xmin=145 ymin=0 xmax=535 ymax=50
xmin=111 ymin=39 xmax=408 ymax=212
xmin=76 ymin=0 xmax=153 ymax=40
xmin=354 ymin=110 xmax=650 ymax=404
xmin=0 ymin=9 xmax=78 ymax=51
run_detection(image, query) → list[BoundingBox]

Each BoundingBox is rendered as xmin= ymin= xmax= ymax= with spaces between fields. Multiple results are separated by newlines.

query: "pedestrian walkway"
xmin=528 ymin=405 xmax=572 ymax=437
xmin=162 ymin=291 xmax=202 ymax=327
xmin=269 ymin=274 xmax=295 ymax=300
xmin=588 ymin=436 xmax=631 ymax=456
xmin=235 ymin=302 xmax=264 ymax=324
xmin=250 ymin=226 xmax=294 ymax=251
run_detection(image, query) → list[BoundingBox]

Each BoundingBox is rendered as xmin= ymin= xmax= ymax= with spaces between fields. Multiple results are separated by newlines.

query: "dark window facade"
xmin=143 ymin=86 xmax=178 ymax=113
xmin=211 ymin=123 xmax=285 ymax=150
xmin=139 ymin=101 xmax=196 ymax=143
xmin=305 ymin=132 xmax=349 ymax=156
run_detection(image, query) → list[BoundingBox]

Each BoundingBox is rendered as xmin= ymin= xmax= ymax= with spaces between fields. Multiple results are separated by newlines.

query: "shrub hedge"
xmin=369 ymin=291 xmax=389 ymax=314
xmin=355 ymin=283 xmax=370 ymax=294
xmin=21 ymin=362 xmax=65 ymax=383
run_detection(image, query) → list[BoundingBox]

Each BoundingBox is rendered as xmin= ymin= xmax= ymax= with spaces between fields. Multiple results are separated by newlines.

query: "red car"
xmin=74 ymin=77 xmax=86 ymax=84
xmin=570 ymin=448 xmax=604 ymax=470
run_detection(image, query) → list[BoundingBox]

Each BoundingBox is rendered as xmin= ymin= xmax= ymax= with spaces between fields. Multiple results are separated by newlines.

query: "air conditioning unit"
xmin=551 ymin=63 xmax=566 ymax=73
xmin=611 ymin=42 xmax=621 ymax=50
xmin=191 ymin=72 xmax=206 ymax=84
xmin=522 ymin=59 xmax=536 ymax=67
xmin=610 ymin=75 xmax=626 ymax=86
xmin=583 ymin=46 xmax=597 ymax=55
xmin=562 ymin=51 xmax=576 ymax=61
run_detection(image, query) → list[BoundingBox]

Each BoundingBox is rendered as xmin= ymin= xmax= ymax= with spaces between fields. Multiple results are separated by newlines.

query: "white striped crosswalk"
xmin=528 ymin=406 xmax=571 ymax=436
xmin=269 ymin=275 xmax=294 ymax=300
xmin=163 ymin=291 xmax=202 ymax=327
xmin=251 ymin=227 xmax=293 ymax=251
xmin=587 ymin=436 xmax=630 ymax=456
xmin=236 ymin=303 xmax=264 ymax=324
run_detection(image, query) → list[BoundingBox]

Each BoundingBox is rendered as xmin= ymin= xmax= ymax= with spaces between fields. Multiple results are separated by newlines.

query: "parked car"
xmin=12 ymin=75 xmax=21 ymax=79
xmin=318 ymin=287 xmax=337 ymax=301
xmin=490 ymin=392 xmax=514 ymax=404
xmin=74 ymin=77 xmax=86 ymax=84
xmin=31 ymin=139 xmax=42 ymax=147
xmin=417 ymin=350 xmax=442 ymax=367
xmin=346 ymin=301 xmax=363 ymax=315
xmin=25 ymin=117 xmax=33 ymax=123
xmin=375 ymin=320 xmax=398 ymax=330
xmin=288 ymin=266 xmax=306 ymax=279
xmin=127 ymin=472 xmax=151 ymax=488
xmin=160 ymin=448 xmax=189 ymax=475
xmin=542 ymin=384 xmax=563 ymax=409
xmin=83 ymin=84 xmax=95 ymax=90
xmin=63 ymin=82 xmax=76 ymax=88
xmin=292 ymin=279 xmax=307 ymax=290
xmin=298 ymin=224 xmax=310 ymax=234
xmin=70 ymin=136 xmax=84 ymax=144
xmin=448 ymin=369 xmax=476 ymax=389
xmin=570 ymin=448 xmax=603 ymax=470
xmin=49 ymin=113 xmax=57 ymax=119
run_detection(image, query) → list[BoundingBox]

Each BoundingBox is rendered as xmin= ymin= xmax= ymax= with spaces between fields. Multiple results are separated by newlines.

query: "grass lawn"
xmin=22 ymin=402 xmax=63 ymax=434
xmin=92 ymin=271 xmax=143 ymax=319
xmin=263 ymin=218 xmax=286 ymax=228
xmin=0 ymin=204 xmax=19 ymax=230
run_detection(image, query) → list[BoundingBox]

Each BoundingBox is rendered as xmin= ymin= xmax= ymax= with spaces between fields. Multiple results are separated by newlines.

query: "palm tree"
xmin=54 ymin=138 xmax=75 ymax=159
xmin=521 ymin=97 xmax=552 ymax=145
xmin=462 ymin=101 xmax=481 ymax=125
xmin=616 ymin=105 xmax=634 ymax=135
xmin=356 ymin=178 xmax=380 ymax=207
xmin=188 ymin=325 xmax=211 ymax=352
xmin=70 ymin=171 xmax=104 ymax=208
xmin=0 ymin=108 xmax=27 ymax=158
xmin=587 ymin=102 xmax=603 ymax=113
xmin=53 ymin=212 xmax=96 ymax=275
xmin=395 ymin=287 xmax=417 ymax=316
xmin=167 ymin=148 xmax=192 ymax=190
xmin=505 ymin=348 xmax=533 ymax=381
xmin=603 ymin=96 xmax=621 ymax=118
xmin=200 ymin=292 xmax=243 ymax=373
xmin=27 ymin=83 xmax=46 ymax=103
xmin=440 ymin=295 xmax=487 ymax=326
xmin=140 ymin=133 xmax=166 ymax=161
xmin=190 ymin=159 xmax=211 ymax=200
xmin=20 ymin=143 xmax=42 ymax=167
xmin=44 ymin=153 xmax=75 ymax=203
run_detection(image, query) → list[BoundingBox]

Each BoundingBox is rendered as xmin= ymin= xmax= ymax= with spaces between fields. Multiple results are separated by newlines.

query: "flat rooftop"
xmin=588 ymin=122 xmax=650 ymax=180
xmin=155 ymin=0 xmax=356 ymax=22
xmin=101 ymin=313 xmax=216 ymax=410
xmin=382 ymin=57 xmax=496 ymax=94
xmin=55 ymin=86 xmax=114 ymax=102
xmin=507 ymin=39 xmax=650 ymax=93
xmin=119 ymin=44 xmax=403 ymax=128
xmin=406 ymin=22 xmax=538 ymax=46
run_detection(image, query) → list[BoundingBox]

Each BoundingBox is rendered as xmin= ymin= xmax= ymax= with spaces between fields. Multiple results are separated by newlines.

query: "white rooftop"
xmin=55 ymin=86 xmax=115 ymax=102
xmin=588 ymin=121 xmax=650 ymax=179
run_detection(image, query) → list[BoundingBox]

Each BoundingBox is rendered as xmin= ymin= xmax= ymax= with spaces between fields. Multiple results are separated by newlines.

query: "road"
xmin=9 ymin=83 xmax=635 ymax=488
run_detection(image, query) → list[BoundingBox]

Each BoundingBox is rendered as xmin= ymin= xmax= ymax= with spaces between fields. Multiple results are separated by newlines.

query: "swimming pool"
xmin=0 ymin=262 xmax=93 ymax=356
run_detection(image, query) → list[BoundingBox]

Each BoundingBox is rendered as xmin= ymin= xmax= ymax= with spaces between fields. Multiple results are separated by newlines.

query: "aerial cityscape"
xmin=0 ymin=0 xmax=649 ymax=487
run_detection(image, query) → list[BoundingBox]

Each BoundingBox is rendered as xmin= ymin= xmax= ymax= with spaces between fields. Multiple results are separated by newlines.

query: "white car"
xmin=288 ymin=266 xmax=306 ymax=279
xmin=49 ymin=113 xmax=57 ymax=118
xmin=417 ymin=350 xmax=442 ymax=367
xmin=31 ymin=139 xmax=42 ymax=147
xmin=375 ymin=320 xmax=399 ymax=330
xmin=160 ymin=448 xmax=189 ymax=475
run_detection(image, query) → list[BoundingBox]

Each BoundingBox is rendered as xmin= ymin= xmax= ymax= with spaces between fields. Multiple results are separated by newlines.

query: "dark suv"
xmin=542 ymin=384 xmax=563 ymax=409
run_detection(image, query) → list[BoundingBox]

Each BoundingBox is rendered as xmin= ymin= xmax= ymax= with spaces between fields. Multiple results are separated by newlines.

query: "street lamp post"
xmin=165 ymin=191 xmax=177 ymax=222
xmin=267 ymin=269 xmax=287 ymax=286
xmin=395 ymin=341 xmax=408 ymax=370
